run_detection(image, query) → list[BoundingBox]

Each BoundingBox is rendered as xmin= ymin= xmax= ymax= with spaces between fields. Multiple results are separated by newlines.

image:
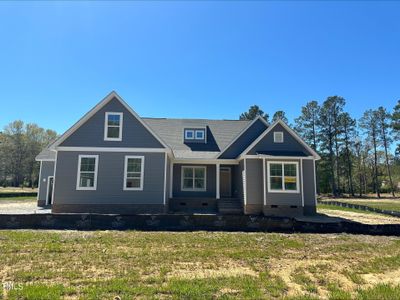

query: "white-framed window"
xmin=274 ymin=131 xmax=284 ymax=143
xmin=124 ymin=156 xmax=144 ymax=191
xmin=181 ymin=166 xmax=206 ymax=191
xmin=104 ymin=112 xmax=123 ymax=141
xmin=195 ymin=129 xmax=205 ymax=140
xmin=76 ymin=155 xmax=99 ymax=190
xmin=184 ymin=129 xmax=194 ymax=140
xmin=267 ymin=161 xmax=299 ymax=193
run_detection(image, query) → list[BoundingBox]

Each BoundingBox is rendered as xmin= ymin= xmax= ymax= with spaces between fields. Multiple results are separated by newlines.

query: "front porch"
xmin=168 ymin=162 xmax=243 ymax=214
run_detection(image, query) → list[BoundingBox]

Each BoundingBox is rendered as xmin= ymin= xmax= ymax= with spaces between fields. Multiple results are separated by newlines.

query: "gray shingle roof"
xmin=36 ymin=149 xmax=56 ymax=161
xmin=143 ymin=118 xmax=251 ymax=159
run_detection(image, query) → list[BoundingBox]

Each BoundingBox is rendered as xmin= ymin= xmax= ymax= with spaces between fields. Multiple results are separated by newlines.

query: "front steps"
xmin=217 ymin=198 xmax=243 ymax=215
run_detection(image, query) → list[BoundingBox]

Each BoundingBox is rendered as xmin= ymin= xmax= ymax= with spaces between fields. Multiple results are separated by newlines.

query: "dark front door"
xmin=220 ymin=167 xmax=232 ymax=198
xmin=47 ymin=177 xmax=54 ymax=205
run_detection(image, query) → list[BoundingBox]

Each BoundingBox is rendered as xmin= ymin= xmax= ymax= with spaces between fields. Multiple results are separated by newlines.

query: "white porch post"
xmin=169 ymin=162 xmax=174 ymax=199
xmin=216 ymin=163 xmax=220 ymax=199
xmin=263 ymin=157 xmax=266 ymax=206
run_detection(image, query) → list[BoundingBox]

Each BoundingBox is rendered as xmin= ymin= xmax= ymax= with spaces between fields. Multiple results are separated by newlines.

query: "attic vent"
xmin=274 ymin=131 xmax=283 ymax=143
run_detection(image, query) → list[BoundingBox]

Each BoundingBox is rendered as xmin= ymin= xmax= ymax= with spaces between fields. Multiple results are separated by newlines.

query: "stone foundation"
xmin=52 ymin=204 xmax=166 ymax=214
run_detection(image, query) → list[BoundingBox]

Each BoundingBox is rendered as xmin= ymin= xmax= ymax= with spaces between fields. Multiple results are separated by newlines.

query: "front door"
xmin=220 ymin=167 xmax=232 ymax=198
xmin=46 ymin=176 xmax=54 ymax=205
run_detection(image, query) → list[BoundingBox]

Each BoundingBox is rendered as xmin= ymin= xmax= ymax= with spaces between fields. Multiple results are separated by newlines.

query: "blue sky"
xmin=0 ymin=1 xmax=399 ymax=134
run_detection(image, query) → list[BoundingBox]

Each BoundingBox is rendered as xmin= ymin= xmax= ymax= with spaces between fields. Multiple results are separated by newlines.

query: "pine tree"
xmin=239 ymin=105 xmax=269 ymax=123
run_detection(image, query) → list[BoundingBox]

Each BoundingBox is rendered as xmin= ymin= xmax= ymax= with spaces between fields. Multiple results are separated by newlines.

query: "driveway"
xmin=0 ymin=200 xmax=51 ymax=214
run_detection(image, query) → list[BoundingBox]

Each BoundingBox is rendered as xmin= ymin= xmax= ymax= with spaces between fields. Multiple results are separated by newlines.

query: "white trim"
xmin=300 ymin=159 xmax=304 ymax=206
xmin=45 ymin=176 xmax=54 ymax=205
xmin=263 ymin=157 xmax=266 ymax=206
xmin=267 ymin=161 xmax=300 ymax=194
xmin=273 ymin=131 xmax=284 ymax=143
xmin=243 ymin=158 xmax=247 ymax=205
xmin=37 ymin=161 xmax=43 ymax=201
xmin=173 ymin=159 xmax=238 ymax=165
xmin=181 ymin=166 xmax=207 ymax=192
xmin=216 ymin=163 xmax=220 ymax=199
xmin=169 ymin=161 xmax=174 ymax=198
xmin=313 ymin=159 xmax=317 ymax=206
xmin=123 ymin=155 xmax=145 ymax=191
xmin=36 ymin=158 xmax=55 ymax=162
xmin=184 ymin=129 xmax=195 ymax=140
xmin=163 ymin=152 xmax=168 ymax=205
xmin=49 ymin=91 xmax=170 ymax=150
xmin=218 ymin=116 xmax=269 ymax=158
xmin=241 ymin=154 xmax=314 ymax=160
xmin=238 ymin=119 xmax=321 ymax=160
xmin=104 ymin=112 xmax=123 ymax=141
xmin=51 ymin=151 xmax=58 ymax=204
xmin=56 ymin=146 xmax=168 ymax=153
xmin=76 ymin=155 xmax=99 ymax=191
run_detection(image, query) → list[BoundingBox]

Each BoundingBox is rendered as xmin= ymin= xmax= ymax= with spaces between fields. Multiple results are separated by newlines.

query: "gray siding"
xmin=60 ymin=97 xmax=164 ymax=148
xmin=248 ymin=124 xmax=312 ymax=156
xmin=302 ymin=159 xmax=317 ymax=214
xmin=236 ymin=160 xmax=244 ymax=203
xmin=245 ymin=159 xmax=263 ymax=205
xmin=265 ymin=159 xmax=303 ymax=206
xmin=38 ymin=161 xmax=55 ymax=203
xmin=53 ymin=151 xmax=165 ymax=205
xmin=172 ymin=164 xmax=216 ymax=198
xmin=219 ymin=119 xmax=267 ymax=159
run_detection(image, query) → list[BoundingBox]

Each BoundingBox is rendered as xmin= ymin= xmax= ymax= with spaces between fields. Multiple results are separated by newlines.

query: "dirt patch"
xmin=319 ymin=209 xmax=400 ymax=224
xmin=362 ymin=268 xmax=400 ymax=286
xmin=167 ymin=261 xmax=258 ymax=279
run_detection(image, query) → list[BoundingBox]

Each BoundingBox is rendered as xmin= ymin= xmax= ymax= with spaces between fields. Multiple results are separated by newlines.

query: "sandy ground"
xmin=319 ymin=208 xmax=400 ymax=225
xmin=322 ymin=197 xmax=400 ymax=204
xmin=0 ymin=200 xmax=49 ymax=214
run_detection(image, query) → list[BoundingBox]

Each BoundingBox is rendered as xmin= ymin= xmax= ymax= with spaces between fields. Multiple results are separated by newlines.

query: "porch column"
xmin=169 ymin=162 xmax=173 ymax=199
xmin=263 ymin=157 xmax=266 ymax=206
xmin=216 ymin=163 xmax=220 ymax=199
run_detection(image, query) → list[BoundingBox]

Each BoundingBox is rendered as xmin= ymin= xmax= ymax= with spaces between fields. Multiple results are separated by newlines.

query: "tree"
xmin=359 ymin=110 xmax=381 ymax=198
xmin=392 ymin=100 xmax=400 ymax=156
xmin=272 ymin=111 xmax=288 ymax=123
xmin=239 ymin=105 xmax=269 ymax=123
xmin=340 ymin=113 xmax=356 ymax=196
xmin=377 ymin=106 xmax=395 ymax=196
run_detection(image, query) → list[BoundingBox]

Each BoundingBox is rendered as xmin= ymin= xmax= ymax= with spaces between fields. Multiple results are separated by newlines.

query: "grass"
xmin=0 ymin=196 xmax=37 ymax=201
xmin=320 ymin=197 xmax=400 ymax=213
xmin=0 ymin=231 xmax=400 ymax=299
xmin=317 ymin=203 xmax=382 ymax=215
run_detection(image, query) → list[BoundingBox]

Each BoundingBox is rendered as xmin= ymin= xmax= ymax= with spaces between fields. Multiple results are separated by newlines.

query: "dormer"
xmin=184 ymin=128 xmax=207 ymax=143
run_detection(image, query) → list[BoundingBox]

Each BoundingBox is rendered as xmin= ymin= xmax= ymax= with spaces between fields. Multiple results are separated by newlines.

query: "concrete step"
xmin=217 ymin=198 xmax=243 ymax=215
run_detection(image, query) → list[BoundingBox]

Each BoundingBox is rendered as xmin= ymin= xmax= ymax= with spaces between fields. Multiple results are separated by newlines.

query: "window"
xmin=76 ymin=155 xmax=98 ymax=190
xmin=195 ymin=129 xmax=205 ymax=140
xmin=268 ymin=162 xmax=299 ymax=193
xmin=104 ymin=112 xmax=123 ymax=141
xmin=181 ymin=166 xmax=206 ymax=191
xmin=124 ymin=156 xmax=144 ymax=190
xmin=274 ymin=131 xmax=284 ymax=143
xmin=184 ymin=129 xmax=194 ymax=140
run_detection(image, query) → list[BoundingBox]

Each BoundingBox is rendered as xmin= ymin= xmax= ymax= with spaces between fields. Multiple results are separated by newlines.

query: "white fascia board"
xmin=56 ymin=146 xmax=169 ymax=153
xmin=172 ymin=158 xmax=239 ymax=165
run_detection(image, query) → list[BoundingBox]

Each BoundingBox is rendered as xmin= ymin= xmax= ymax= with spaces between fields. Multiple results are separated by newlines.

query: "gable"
xmin=58 ymin=95 xmax=165 ymax=148
xmin=218 ymin=118 xmax=268 ymax=159
xmin=245 ymin=123 xmax=314 ymax=157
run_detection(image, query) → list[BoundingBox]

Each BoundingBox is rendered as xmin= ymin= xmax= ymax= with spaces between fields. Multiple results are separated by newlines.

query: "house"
xmin=36 ymin=91 xmax=320 ymax=216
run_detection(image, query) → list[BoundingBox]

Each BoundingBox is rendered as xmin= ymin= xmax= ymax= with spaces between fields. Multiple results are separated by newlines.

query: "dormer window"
xmin=184 ymin=128 xmax=206 ymax=142
xmin=184 ymin=129 xmax=194 ymax=140
xmin=195 ymin=129 xmax=205 ymax=140
xmin=274 ymin=131 xmax=283 ymax=143
xmin=104 ymin=112 xmax=123 ymax=141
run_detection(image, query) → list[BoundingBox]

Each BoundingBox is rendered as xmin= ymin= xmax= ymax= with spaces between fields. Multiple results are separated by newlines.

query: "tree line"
xmin=0 ymin=121 xmax=57 ymax=188
xmin=240 ymin=96 xmax=400 ymax=197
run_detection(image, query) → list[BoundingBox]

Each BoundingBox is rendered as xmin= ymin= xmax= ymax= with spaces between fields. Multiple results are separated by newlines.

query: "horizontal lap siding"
xmin=38 ymin=161 xmax=55 ymax=203
xmin=60 ymin=97 xmax=164 ymax=148
xmin=302 ymin=159 xmax=317 ymax=214
xmin=172 ymin=164 xmax=216 ymax=198
xmin=54 ymin=151 xmax=165 ymax=205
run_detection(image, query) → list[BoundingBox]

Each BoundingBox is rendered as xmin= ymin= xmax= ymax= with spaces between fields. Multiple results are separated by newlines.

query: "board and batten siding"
xmin=53 ymin=151 xmax=165 ymax=205
xmin=302 ymin=159 xmax=317 ymax=215
xmin=172 ymin=164 xmax=216 ymax=198
xmin=60 ymin=97 xmax=164 ymax=149
xmin=37 ymin=161 xmax=55 ymax=206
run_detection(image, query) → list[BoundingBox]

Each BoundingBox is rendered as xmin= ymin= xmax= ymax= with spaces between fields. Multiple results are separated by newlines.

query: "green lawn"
xmin=0 ymin=196 xmax=36 ymax=201
xmin=1 ymin=231 xmax=400 ymax=299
